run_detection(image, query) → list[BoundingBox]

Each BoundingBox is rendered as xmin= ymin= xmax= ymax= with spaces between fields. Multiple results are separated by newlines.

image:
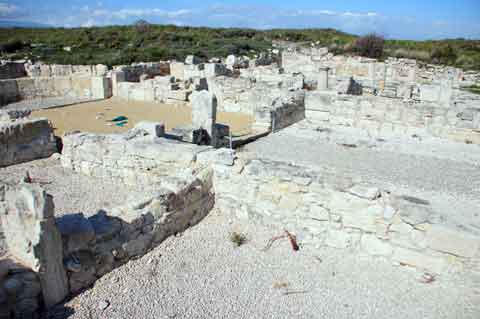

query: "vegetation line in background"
xmin=1 ymin=22 xmax=479 ymax=70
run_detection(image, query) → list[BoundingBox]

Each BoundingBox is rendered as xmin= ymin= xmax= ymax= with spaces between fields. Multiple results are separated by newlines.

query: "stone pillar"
xmin=91 ymin=76 xmax=111 ymax=99
xmin=317 ymin=67 xmax=330 ymax=90
xmin=0 ymin=183 xmax=69 ymax=307
xmin=191 ymin=90 xmax=217 ymax=145
xmin=111 ymin=70 xmax=125 ymax=96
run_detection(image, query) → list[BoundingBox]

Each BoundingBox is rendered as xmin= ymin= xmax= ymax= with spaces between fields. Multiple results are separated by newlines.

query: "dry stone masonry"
xmin=0 ymin=45 xmax=479 ymax=317
xmin=214 ymin=152 xmax=480 ymax=275
xmin=0 ymin=117 xmax=57 ymax=167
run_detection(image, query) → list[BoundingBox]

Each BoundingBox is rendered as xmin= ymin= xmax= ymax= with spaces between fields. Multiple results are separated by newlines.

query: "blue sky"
xmin=1 ymin=0 xmax=479 ymax=40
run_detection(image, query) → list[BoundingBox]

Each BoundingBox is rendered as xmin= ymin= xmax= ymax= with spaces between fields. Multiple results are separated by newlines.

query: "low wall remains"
xmin=61 ymin=131 xmax=209 ymax=186
xmin=305 ymin=91 xmax=480 ymax=143
xmin=0 ymin=75 xmax=110 ymax=106
xmin=114 ymin=62 xmax=170 ymax=82
xmin=215 ymin=153 xmax=480 ymax=276
xmin=25 ymin=63 xmax=108 ymax=78
xmin=0 ymin=163 xmax=214 ymax=315
xmin=1 ymin=131 xmax=217 ymax=315
xmin=0 ymin=118 xmax=57 ymax=167
xmin=0 ymin=62 xmax=27 ymax=80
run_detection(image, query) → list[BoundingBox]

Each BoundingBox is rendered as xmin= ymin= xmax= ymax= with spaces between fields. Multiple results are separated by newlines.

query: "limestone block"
xmin=426 ymin=225 xmax=480 ymax=258
xmin=170 ymin=62 xmax=185 ymax=80
xmin=168 ymin=89 xmax=190 ymax=101
xmin=361 ymin=234 xmax=393 ymax=256
xmin=341 ymin=204 xmax=382 ymax=233
xmin=185 ymin=55 xmax=202 ymax=65
xmin=111 ymin=70 xmax=126 ymax=96
xmin=394 ymin=196 xmax=434 ymax=226
xmin=305 ymin=91 xmax=337 ymax=112
xmin=133 ymin=121 xmax=165 ymax=137
xmin=122 ymin=233 xmax=153 ymax=257
xmin=71 ymin=76 xmax=92 ymax=97
xmin=392 ymin=247 xmax=447 ymax=273
xmin=348 ymin=185 xmax=380 ymax=200
xmin=317 ymin=67 xmax=330 ymax=90
xmin=191 ymin=90 xmax=218 ymax=141
xmin=419 ymin=84 xmax=440 ymax=103
xmin=0 ymin=118 xmax=57 ymax=167
xmin=204 ymin=63 xmax=229 ymax=78
xmin=196 ymin=148 xmax=236 ymax=166
xmin=91 ymin=76 xmax=110 ymax=99
xmin=0 ymin=79 xmax=20 ymax=105
xmin=328 ymin=192 xmax=372 ymax=213
xmin=278 ymin=194 xmax=301 ymax=212
xmin=1 ymin=184 xmax=68 ymax=307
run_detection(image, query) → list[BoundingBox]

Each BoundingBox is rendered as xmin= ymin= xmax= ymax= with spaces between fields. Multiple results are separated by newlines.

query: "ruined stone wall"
xmin=61 ymin=132 xmax=210 ymax=186
xmin=114 ymin=62 xmax=170 ymax=82
xmin=0 ymin=75 xmax=110 ymax=106
xmin=0 ymin=164 xmax=214 ymax=312
xmin=282 ymin=49 xmax=468 ymax=104
xmin=115 ymin=75 xmax=189 ymax=104
xmin=0 ymin=259 xmax=42 ymax=319
xmin=0 ymin=118 xmax=57 ymax=167
xmin=25 ymin=63 xmax=108 ymax=78
xmin=0 ymin=62 xmax=27 ymax=80
xmin=305 ymin=91 xmax=480 ymax=143
xmin=215 ymin=154 xmax=480 ymax=275
xmin=208 ymin=73 xmax=304 ymax=115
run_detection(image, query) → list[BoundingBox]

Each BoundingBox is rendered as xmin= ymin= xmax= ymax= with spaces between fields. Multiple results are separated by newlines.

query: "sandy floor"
xmin=34 ymin=98 xmax=253 ymax=136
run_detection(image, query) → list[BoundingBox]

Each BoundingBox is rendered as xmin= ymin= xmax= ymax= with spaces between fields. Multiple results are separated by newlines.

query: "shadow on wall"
xmin=0 ymin=171 xmax=215 ymax=316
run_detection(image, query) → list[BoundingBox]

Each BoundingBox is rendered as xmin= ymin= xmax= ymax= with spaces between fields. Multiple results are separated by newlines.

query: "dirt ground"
xmin=34 ymin=98 xmax=253 ymax=136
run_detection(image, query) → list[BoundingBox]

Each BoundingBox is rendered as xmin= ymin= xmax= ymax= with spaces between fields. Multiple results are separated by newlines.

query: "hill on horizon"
xmin=0 ymin=24 xmax=479 ymax=70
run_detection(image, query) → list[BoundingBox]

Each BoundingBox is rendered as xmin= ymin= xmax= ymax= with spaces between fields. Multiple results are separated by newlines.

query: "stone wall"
xmin=215 ymin=153 xmax=480 ymax=275
xmin=115 ymin=75 xmax=190 ymax=104
xmin=61 ymin=131 xmax=210 ymax=186
xmin=1 ymin=132 xmax=217 ymax=312
xmin=25 ymin=63 xmax=108 ymax=78
xmin=282 ymin=48 xmax=467 ymax=105
xmin=252 ymin=90 xmax=305 ymax=132
xmin=0 ymin=62 xmax=27 ymax=80
xmin=114 ymin=62 xmax=170 ymax=82
xmin=207 ymin=69 xmax=304 ymax=116
xmin=0 ymin=258 xmax=44 ymax=318
xmin=0 ymin=118 xmax=57 ymax=167
xmin=0 ymin=75 xmax=111 ymax=106
xmin=305 ymin=91 xmax=480 ymax=143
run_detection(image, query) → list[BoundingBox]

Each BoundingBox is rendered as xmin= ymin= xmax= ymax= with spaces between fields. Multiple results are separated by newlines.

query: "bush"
xmin=0 ymin=40 xmax=24 ymax=53
xmin=353 ymin=33 xmax=384 ymax=59
xmin=134 ymin=20 xmax=151 ymax=34
xmin=431 ymin=45 xmax=457 ymax=65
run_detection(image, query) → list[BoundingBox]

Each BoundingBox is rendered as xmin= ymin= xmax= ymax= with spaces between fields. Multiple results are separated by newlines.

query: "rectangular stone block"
xmin=392 ymin=247 xmax=447 ymax=273
xmin=426 ymin=225 xmax=480 ymax=258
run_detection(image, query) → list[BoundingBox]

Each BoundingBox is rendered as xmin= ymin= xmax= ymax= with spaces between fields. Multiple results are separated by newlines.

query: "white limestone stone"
xmin=361 ymin=234 xmax=393 ymax=256
xmin=426 ymin=225 xmax=480 ymax=258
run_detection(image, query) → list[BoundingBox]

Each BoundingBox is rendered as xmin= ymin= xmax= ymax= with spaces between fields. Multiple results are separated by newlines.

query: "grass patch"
xmin=229 ymin=232 xmax=247 ymax=247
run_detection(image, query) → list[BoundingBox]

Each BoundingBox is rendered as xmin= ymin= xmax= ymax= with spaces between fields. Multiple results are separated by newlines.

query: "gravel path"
xmin=46 ymin=209 xmax=480 ymax=319
xmin=0 ymin=157 xmax=145 ymax=217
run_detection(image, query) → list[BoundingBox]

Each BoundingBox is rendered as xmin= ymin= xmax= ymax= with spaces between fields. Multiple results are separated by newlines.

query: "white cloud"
xmin=0 ymin=2 xmax=19 ymax=18
xmin=81 ymin=19 xmax=95 ymax=28
xmin=90 ymin=7 xmax=192 ymax=20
